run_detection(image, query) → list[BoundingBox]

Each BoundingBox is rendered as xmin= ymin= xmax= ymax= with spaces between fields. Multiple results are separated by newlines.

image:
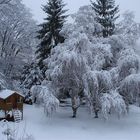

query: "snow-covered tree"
xmin=43 ymin=5 xmax=140 ymax=119
xmin=36 ymin=0 xmax=68 ymax=70
xmin=91 ymin=0 xmax=119 ymax=37
xmin=45 ymin=6 xmax=123 ymax=118
xmin=61 ymin=6 xmax=102 ymax=42
xmin=83 ymin=71 xmax=100 ymax=117
xmin=20 ymin=63 xmax=34 ymax=84
xmin=116 ymin=11 xmax=140 ymax=46
xmin=46 ymin=38 xmax=88 ymax=117
xmin=31 ymin=85 xmax=59 ymax=116
xmin=21 ymin=63 xmax=43 ymax=95
xmin=83 ymin=69 xmax=128 ymax=119
xmin=83 ymin=70 xmax=113 ymax=117
xmin=0 ymin=0 xmax=38 ymax=88
xmin=45 ymin=6 xmax=103 ymax=117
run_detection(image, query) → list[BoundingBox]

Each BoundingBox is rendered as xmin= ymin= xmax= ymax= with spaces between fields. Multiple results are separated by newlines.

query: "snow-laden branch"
xmin=31 ymin=85 xmax=59 ymax=117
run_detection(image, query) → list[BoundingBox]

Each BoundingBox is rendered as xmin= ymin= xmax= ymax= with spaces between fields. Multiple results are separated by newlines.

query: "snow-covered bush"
xmin=1 ymin=120 xmax=35 ymax=140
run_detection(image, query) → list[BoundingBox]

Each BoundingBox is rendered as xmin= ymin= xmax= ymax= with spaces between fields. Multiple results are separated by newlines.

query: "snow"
xmin=0 ymin=110 xmax=5 ymax=118
xmin=0 ymin=89 xmax=24 ymax=99
xmin=0 ymin=90 xmax=16 ymax=99
xmin=0 ymin=105 xmax=140 ymax=140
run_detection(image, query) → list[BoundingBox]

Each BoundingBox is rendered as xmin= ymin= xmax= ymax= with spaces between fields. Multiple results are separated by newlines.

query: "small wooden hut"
xmin=0 ymin=89 xmax=24 ymax=122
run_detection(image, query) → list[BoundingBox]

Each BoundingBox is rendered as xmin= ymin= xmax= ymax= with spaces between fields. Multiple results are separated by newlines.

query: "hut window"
xmin=17 ymin=97 xmax=22 ymax=103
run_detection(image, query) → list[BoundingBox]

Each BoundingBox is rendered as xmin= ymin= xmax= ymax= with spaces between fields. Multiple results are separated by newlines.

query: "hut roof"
xmin=0 ymin=89 xmax=24 ymax=99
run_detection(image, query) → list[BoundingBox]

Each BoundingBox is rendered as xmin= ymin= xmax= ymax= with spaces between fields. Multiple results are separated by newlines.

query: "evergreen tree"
xmin=20 ymin=63 xmax=34 ymax=83
xmin=21 ymin=63 xmax=44 ymax=95
xmin=36 ymin=0 xmax=68 ymax=70
xmin=91 ymin=0 xmax=119 ymax=37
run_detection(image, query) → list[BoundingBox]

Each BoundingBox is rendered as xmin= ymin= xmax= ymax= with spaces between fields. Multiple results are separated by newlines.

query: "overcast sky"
xmin=22 ymin=0 xmax=140 ymax=23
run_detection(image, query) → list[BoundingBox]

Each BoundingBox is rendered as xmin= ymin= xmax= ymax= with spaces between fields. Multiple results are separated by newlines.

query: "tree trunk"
xmin=72 ymin=106 xmax=77 ymax=118
xmin=71 ymin=97 xmax=78 ymax=118
xmin=94 ymin=108 xmax=99 ymax=118
xmin=93 ymin=100 xmax=99 ymax=118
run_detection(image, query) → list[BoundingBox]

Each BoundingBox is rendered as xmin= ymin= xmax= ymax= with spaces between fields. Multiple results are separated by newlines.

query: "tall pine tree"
xmin=36 ymin=0 xmax=68 ymax=70
xmin=91 ymin=0 xmax=119 ymax=37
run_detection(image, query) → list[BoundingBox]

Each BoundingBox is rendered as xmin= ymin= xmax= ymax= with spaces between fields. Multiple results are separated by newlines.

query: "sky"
xmin=22 ymin=0 xmax=140 ymax=23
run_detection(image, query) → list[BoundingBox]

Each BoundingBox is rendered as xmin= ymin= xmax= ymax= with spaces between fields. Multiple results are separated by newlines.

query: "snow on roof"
xmin=0 ymin=89 xmax=24 ymax=99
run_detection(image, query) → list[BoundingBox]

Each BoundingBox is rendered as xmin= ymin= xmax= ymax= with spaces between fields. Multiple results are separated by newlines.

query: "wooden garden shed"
xmin=0 ymin=89 xmax=24 ymax=122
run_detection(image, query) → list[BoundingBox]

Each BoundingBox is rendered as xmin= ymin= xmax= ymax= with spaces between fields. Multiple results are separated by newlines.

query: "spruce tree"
xmin=91 ymin=0 xmax=119 ymax=37
xmin=36 ymin=0 xmax=68 ymax=70
xmin=20 ymin=63 xmax=34 ymax=83
xmin=21 ymin=63 xmax=44 ymax=94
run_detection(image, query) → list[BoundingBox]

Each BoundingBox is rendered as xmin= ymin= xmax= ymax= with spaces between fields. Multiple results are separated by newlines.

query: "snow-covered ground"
xmin=135 ymin=38 xmax=140 ymax=55
xmin=0 ymin=104 xmax=140 ymax=140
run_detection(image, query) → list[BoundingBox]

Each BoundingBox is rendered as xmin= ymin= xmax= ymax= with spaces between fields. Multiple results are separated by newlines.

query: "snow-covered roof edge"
xmin=0 ymin=89 xmax=24 ymax=100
